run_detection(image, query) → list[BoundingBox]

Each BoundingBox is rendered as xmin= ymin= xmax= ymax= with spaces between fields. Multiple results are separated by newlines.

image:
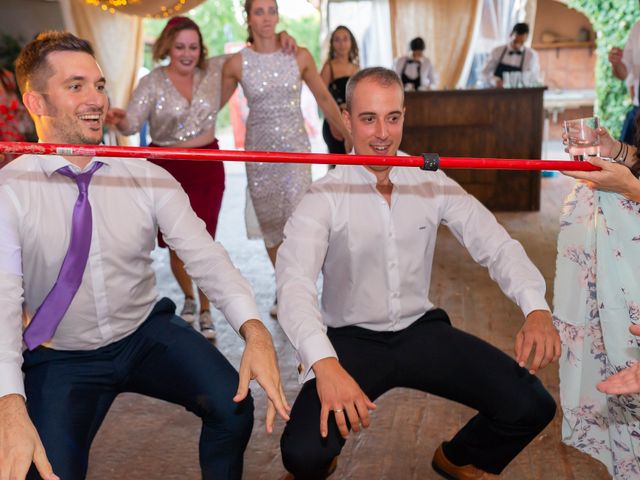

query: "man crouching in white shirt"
xmin=276 ymin=67 xmax=560 ymax=480
xmin=0 ymin=31 xmax=289 ymax=480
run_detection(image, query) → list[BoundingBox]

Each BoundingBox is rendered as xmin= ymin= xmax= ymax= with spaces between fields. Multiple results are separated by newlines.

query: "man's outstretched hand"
xmin=515 ymin=310 xmax=561 ymax=374
xmin=0 ymin=394 xmax=58 ymax=480
xmin=235 ymin=320 xmax=291 ymax=433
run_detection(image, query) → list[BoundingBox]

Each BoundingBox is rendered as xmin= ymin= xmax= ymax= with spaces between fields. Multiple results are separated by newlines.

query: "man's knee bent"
xmin=228 ymin=395 xmax=254 ymax=441
xmin=507 ymin=379 xmax=556 ymax=430
xmin=531 ymin=387 xmax=556 ymax=428
xmin=281 ymin=427 xmax=340 ymax=479
xmin=198 ymin=391 xmax=254 ymax=441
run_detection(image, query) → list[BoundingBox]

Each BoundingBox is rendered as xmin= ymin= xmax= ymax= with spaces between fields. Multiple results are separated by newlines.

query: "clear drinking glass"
xmin=512 ymin=71 xmax=523 ymax=88
xmin=563 ymin=116 xmax=600 ymax=161
xmin=502 ymin=72 xmax=511 ymax=88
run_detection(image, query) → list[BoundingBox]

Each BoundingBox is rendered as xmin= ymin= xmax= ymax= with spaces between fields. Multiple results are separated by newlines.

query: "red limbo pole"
xmin=0 ymin=142 xmax=601 ymax=172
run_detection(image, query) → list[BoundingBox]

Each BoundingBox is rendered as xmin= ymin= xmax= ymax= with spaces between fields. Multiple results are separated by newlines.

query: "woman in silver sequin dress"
xmin=106 ymin=17 xmax=225 ymax=340
xmin=222 ymin=0 xmax=351 ymax=284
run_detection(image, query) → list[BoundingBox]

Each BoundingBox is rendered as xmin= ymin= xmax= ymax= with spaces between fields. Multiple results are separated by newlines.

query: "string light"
xmin=83 ymin=0 xmax=192 ymax=18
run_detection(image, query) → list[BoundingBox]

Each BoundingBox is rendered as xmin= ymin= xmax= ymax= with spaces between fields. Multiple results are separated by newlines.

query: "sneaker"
xmin=180 ymin=297 xmax=197 ymax=325
xmin=269 ymin=299 xmax=278 ymax=319
xmin=199 ymin=310 xmax=216 ymax=341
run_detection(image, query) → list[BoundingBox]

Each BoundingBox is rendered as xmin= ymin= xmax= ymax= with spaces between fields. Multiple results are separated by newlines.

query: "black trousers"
xmin=24 ymin=298 xmax=254 ymax=480
xmin=280 ymin=309 xmax=556 ymax=479
xmin=322 ymin=120 xmax=347 ymax=155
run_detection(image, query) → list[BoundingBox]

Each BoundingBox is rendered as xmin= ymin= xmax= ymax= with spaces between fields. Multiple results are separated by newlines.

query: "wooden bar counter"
xmin=400 ymin=87 xmax=545 ymax=211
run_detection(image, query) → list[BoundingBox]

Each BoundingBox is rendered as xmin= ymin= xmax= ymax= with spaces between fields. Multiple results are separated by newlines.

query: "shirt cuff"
xmin=518 ymin=289 xmax=550 ymax=318
xmin=297 ymin=332 xmax=338 ymax=383
xmin=0 ymin=362 xmax=25 ymax=399
xmin=223 ymin=300 xmax=262 ymax=335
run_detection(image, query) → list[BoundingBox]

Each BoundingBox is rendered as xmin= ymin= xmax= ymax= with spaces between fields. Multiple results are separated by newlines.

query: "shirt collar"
xmin=35 ymin=138 xmax=112 ymax=176
xmin=37 ymin=154 xmax=111 ymax=178
xmin=508 ymin=43 xmax=525 ymax=53
xmin=348 ymin=150 xmax=399 ymax=185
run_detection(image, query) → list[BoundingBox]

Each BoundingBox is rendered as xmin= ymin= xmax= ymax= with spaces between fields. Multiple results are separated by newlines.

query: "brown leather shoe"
xmin=431 ymin=443 xmax=499 ymax=479
xmin=326 ymin=456 xmax=338 ymax=477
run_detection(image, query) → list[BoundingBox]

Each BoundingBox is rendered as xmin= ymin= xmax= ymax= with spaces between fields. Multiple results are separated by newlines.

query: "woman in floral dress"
xmin=555 ymin=127 xmax=640 ymax=479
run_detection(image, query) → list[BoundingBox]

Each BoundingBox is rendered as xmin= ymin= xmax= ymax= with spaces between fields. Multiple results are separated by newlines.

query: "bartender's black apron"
xmin=401 ymin=58 xmax=421 ymax=90
xmin=493 ymin=46 xmax=526 ymax=79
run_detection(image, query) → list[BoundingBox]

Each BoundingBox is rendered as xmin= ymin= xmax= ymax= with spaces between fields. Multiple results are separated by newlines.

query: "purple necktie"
xmin=23 ymin=162 xmax=103 ymax=350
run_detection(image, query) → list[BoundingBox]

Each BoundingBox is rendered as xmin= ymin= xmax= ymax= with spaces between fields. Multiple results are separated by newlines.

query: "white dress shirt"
xmin=0 ymin=154 xmax=260 ymax=398
xmin=276 ymin=164 xmax=549 ymax=383
xmin=393 ymin=55 xmax=439 ymax=89
xmin=480 ymin=44 xmax=540 ymax=86
xmin=622 ymin=20 xmax=640 ymax=106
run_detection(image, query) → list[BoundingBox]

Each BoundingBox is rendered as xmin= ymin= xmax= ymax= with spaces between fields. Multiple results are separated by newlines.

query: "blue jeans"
xmin=620 ymin=105 xmax=640 ymax=145
xmin=24 ymin=298 xmax=253 ymax=480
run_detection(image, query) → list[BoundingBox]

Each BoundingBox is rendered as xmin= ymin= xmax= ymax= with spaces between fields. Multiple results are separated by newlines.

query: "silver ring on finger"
xmin=334 ymin=408 xmax=343 ymax=414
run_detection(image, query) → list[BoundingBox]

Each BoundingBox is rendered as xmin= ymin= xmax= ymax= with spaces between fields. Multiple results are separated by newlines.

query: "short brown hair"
xmin=15 ymin=31 xmax=94 ymax=94
xmin=152 ymin=17 xmax=207 ymax=69
xmin=345 ymin=67 xmax=403 ymax=113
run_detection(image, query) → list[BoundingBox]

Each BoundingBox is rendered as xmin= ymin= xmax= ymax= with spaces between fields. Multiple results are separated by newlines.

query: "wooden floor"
xmin=86 ymin=174 xmax=611 ymax=479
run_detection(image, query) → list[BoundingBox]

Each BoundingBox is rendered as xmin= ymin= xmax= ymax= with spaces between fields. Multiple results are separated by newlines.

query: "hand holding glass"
xmin=563 ymin=117 xmax=600 ymax=161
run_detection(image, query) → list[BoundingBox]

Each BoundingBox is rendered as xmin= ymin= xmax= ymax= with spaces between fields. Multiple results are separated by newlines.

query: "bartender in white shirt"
xmin=276 ymin=67 xmax=559 ymax=480
xmin=393 ymin=37 xmax=438 ymax=91
xmin=480 ymin=23 xmax=540 ymax=88
xmin=0 ymin=31 xmax=288 ymax=480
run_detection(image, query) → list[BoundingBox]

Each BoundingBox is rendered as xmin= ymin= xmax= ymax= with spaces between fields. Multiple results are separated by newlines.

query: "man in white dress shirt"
xmin=276 ymin=67 xmax=559 ymax=479
xmin=0 ymin=31 xmax=289 ymax=480
xmin=480 ymin=23 xmax=540 ymax=88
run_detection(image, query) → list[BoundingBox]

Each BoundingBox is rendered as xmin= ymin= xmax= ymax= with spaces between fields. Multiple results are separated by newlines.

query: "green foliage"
xmin=279 ymin=15 xmax=321 ymax=63
xmin=567 ymin=0 xmax=640 ymax=137
xmin=143 ymin=0 xmax=320 ymax=65
xmin=142 ymin=0 xmax=321 ymax=128
xmin=143 ymin=0 xmax=246 ymax=69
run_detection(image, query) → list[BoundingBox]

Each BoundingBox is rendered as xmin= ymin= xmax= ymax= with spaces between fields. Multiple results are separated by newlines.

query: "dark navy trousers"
xmin=280 ymin=309 xmax=556 ymax=479
xmin=24 ymin=298 xmax=253 ymax=480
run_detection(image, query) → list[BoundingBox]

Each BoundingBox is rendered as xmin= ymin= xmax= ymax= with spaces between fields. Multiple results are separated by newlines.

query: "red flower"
xmin=0 ymin=101 xmax=26 ymax=142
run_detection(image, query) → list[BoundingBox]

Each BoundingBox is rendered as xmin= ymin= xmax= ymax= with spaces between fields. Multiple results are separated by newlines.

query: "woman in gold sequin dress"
xmin=107 ymin=17 xmax=226 ymax=340
xmin=222 ymin=0 xmax=351 ymax=316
